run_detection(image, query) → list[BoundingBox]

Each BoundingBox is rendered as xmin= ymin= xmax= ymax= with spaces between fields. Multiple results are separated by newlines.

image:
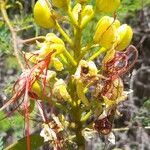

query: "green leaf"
xmin=5 ymin=134 xmax=44 ymax=150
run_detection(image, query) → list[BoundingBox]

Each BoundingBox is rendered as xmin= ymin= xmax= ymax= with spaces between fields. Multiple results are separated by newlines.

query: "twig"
xmin=20 ymin=36 xmax=46 ymax=44
xmin=15 ymin=25 xmax=34 ymax=32
xmin=113 ymin=126 xmax=150 ymax=132
xmin=0 ymin=0 xmax=24 ymax=70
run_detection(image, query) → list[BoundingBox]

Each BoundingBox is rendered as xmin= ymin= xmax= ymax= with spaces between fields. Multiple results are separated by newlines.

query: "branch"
xmin=0 ymin=0 xmax=24 ymax=70
xmin=20 ymin=36 xmax=46 ymax=44
xmin=113 ymin=126 xmax=150 ymax=132
xmin=56 ymin=22 xmax=73 ymax=47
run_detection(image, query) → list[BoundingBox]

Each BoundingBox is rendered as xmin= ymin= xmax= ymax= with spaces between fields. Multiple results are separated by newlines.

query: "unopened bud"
xmin=96 ymin=0 xmax=120 ymax=13
xmin=34 ymin=0 xmax=56 ymax=28
xmin=72 ymin=4 xmax=94 ymax=28
xmin=81 ymin=5 xmax=94 ymax=28
xmin=115 ymin=24 xmax=133 ymax=51
xmin=94 ymin=16 xmax=120 ymax=49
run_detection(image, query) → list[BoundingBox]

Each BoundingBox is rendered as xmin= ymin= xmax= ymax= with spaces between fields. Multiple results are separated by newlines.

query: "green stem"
xmin=89 ymin=47 xmax=107 ymax=61
xmin=64 ymin=48 xmax=77 ymax=67
xmin=80 ymin=110 xmax=92 ymax=123
xmin=67 ymin=6 xmax=78 ymax=28
xmin=59 ymin=54 xmax=68 ymax=64
xmin=74 ymin=27 xmax=82 ymax=62
xmin=81 ymin=42 xmax=93 ymax=55
xmin=81 ymin=43 xmax=99 ymax=57
xmin=72 ymin=107 xmax=85 ymax=150
xmin=56 ymin=22 xmax=73 ymax=47
xmin=75 ymin=125 xmax=85 ymax=150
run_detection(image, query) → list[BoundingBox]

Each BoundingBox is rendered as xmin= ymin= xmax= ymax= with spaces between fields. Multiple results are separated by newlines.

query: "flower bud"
xmin=72 ymin=4 xmax=94 ymax=28
xmin=94 ymin=16 xmax=120 ymax=49
xmin=34 ymin=0 xmax=56 ymax=29
xmin=72 ymin=3 xmax=82 ymax=21
xmin=81 ymin=5 xmax=94 ymax=28
xmin=52 ymin=0 xmax=70 ymax=10
xmin=31 ymin=81 xmax=42 ymax=98
xmin=115 ymin=24 xmax=133 ymax=51
xmin=96 ymin=0 xmax=120 ymax=13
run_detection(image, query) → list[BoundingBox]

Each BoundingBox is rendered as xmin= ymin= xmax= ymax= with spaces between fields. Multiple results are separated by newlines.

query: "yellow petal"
xmin=34 ymin=0 xmax=56 ymax=28
xmin=52 ymin=58 xmax=64 ymax=71
xmin=81 ymin=5 xmax=94 ymax=28
xmin=53 ymin=79 xmax=71 ymax=100
xmin=94 ymin=16 xmax=119 ymax=49
xmin=115 ymin=24 xmax=133 ymax=51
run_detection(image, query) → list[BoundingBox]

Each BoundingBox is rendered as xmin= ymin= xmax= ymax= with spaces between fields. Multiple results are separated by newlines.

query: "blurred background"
xmin=0 ymin=0 xmax=150 ymax=150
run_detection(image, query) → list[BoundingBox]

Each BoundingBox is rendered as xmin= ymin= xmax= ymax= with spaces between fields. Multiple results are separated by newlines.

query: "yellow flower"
xmin=24 ymin=33 xmax=65 ymax=63
xmin=39 ymin=33 xmax=65 ymax=57
xmin=96 ymin=0 xmax=120 ymax=13
xmin=94 ymin=16 xmax=120 ymax=49
xmin=34 ymin=0 xmax=55 ymax=28
xmin=115 ymin=24 xmax=133 ymax=51
xmin=52 ymin=0 xmax=70 ymax=10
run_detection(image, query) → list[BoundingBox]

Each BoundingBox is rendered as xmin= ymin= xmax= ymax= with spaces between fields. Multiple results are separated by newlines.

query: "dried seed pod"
xmin=94 ymin=117 xmax=112 ymax=135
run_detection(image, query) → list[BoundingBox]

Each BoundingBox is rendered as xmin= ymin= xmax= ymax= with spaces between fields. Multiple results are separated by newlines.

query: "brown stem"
xmin=0 ymin=0 xmax=24 ymax=70
xmin=20 ymin=36 xmax=46 ymax=44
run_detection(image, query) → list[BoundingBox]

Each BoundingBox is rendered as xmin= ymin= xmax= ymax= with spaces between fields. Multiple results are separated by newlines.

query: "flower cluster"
xmin=1 ymin=0 xmax=138 ymax=149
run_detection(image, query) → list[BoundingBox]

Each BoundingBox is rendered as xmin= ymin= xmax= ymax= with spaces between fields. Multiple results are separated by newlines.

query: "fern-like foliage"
xmin=0 ymin=137 xmax=4 ymax=150
xmin=0 ymin=23 xmax=12 ymax=54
